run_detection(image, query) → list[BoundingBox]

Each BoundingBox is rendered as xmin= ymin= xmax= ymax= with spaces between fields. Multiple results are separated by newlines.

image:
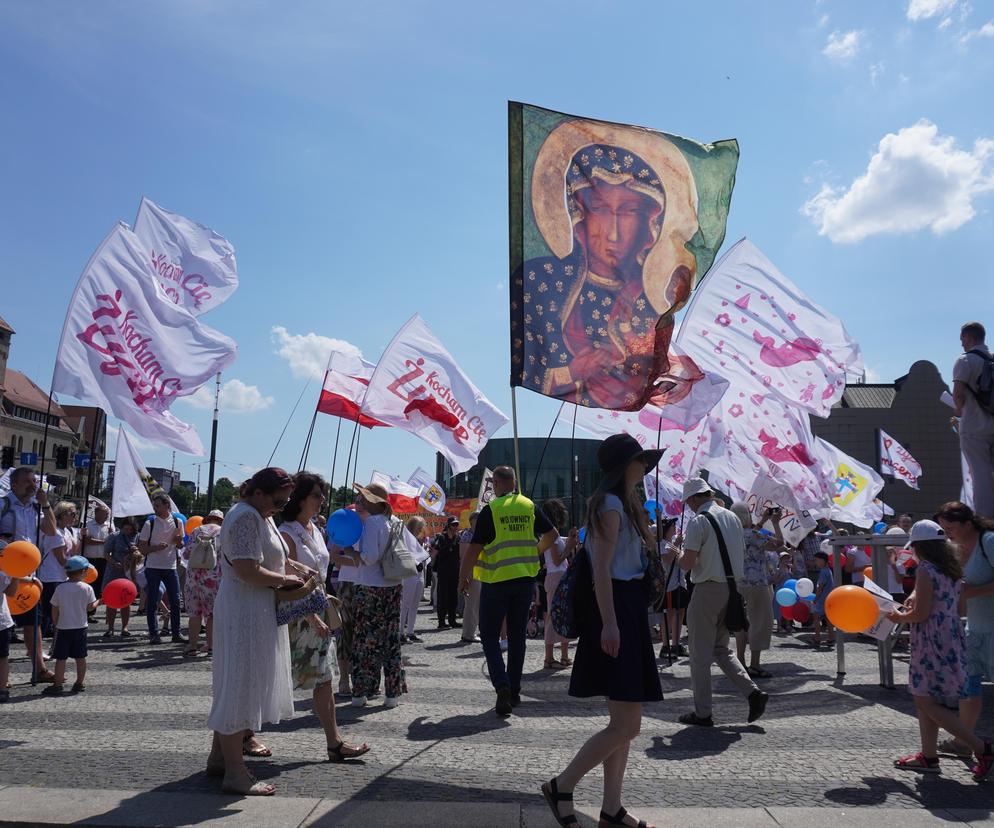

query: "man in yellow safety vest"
xmin=460 ymin=466 xmax=558 ymax=717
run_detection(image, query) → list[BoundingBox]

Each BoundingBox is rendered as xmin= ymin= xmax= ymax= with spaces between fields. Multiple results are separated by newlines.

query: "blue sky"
xmin=2 ymin=0 xmax=992 ymax=490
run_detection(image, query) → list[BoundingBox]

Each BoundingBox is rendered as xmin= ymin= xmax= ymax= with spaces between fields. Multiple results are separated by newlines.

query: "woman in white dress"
xmin=206 ymin=467 xmax=310 ymax=796
xmin=280 ymin=472 xmax=369 ymax=763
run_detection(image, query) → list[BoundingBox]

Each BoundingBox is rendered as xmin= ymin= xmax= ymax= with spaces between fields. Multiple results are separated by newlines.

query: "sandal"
xmin=559 ymin=656 xmax=572 ymax=666
xmin=543 ymin=658 xmax=560 ymax=669
xmin=894 ymin=752 xmax=940 ymax=773
xmin=746 ymin=667 xmax=772 ymax=679
xmin=599 ymin=806 xmax=651 ymax=828
xmin=183 ymin=647 xmax=199 ymax=657
xmin=327 ymin=740 xmax=370 ymax=763
xmin=540 ymin=777 xmax=578 ymax=827
xmin=242 ymin=734 xmax=272 ymax=757
xmin=220 ymin=772 xmax=276 ymax=796
xmin=35 ymin=670 xmax=57 ymax=685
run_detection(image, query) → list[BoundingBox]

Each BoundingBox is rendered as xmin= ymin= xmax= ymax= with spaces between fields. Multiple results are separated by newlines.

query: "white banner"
xmin=52 ymin=224 xmax=237 ymax=455
xmin=111 ymin=428 xmax=156 ymax=518
xmin=408 ymin=466 xmax=446 ymax=515
xmin=478 ymin=468 xmax=496 ymax=507
xmin=675 ymin=238 xmax=863 ymax=418
xmin=361 ymin=315 xmax=509 ymax=474
xmin=132 ymin=197 xmax=238 ymax=316
xmin=962 ymin=452 xmax=975 ymax=508
xmin=745 ymin=475 xmax=817 ymax=548
xmin=812 ymin=438 xmax=885 ymax=528
xmin=878 ymin=429 xmax=922 ymax=489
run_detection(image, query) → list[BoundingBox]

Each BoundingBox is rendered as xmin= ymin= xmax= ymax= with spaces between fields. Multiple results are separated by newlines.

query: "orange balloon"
xmin=186 ymin=516 xmax=204 ymax=535
xmin=83 ymin=565 xmax=98 ymax=584
xmin=862 ymin=566 xmax=873 ymax=582
xmin=825 ymin=585 xmax=879 ymax=633
xmin=6 ymin=580 xmax=41 ymax=613
xmin=0 ymin=540 xmax=42 ymax=578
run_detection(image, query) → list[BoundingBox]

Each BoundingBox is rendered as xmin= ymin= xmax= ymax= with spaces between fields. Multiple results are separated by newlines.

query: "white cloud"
xmin=907 ymin=0 xmax=957 ymax=21
xmin=938 ymin=16 xmax=953 ymax=29
xmin=802 ymin=120 xmax=994 ymax=243
xmin=869 ymin=61 xmax=885 ymax=85
xmin=182 ymin=379 xmax=274 ymax=413
xmin=818 ymin=13 xmax=830 ymax=28
xmin=865 ymin=367 xmax=882 ymax=383
xmin=271 ymin=326 xmax=362 ymax=380
xmin=961 ymin=20 xmax=994 ymax=42
xmin=823 ymin=30 xmax=863 ymax=61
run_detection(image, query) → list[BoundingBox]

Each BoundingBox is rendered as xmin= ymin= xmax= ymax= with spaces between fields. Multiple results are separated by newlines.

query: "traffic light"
xmin=55 ymin=445 xmax=69 ymax=470
xmin=1 ymin=446 xmax=13 ymax=468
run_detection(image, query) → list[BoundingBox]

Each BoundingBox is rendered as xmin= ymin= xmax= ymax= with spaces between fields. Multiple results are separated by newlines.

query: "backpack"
xmin=967 ymin=349 xmax=994 ymax=416
xmin=188 ymin=531 xmax=218 ymax=570
xmin=550 ymin=543 xmax=593 ymax=640
xmin=380 ymin=517 xmax=418 ymax=584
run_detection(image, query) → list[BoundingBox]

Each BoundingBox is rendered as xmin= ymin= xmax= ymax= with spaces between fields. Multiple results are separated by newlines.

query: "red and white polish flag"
xmin=369 ymin=471 xmax=422 ymax=513
xmin=317 ymin=350 xmax=387 ymax=428
xmin=878 ymin=429 xmax=922 ymax=489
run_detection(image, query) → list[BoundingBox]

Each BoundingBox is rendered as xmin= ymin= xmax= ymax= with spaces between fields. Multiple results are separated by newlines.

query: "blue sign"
xmin=19 ymin=452 xmax=38 ymax=465
xmin=74 ymin=454 xmax=91 ymax=469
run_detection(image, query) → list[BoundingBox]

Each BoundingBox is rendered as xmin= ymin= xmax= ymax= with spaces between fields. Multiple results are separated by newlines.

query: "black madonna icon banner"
xmin=509 ymin=102 xmax=738 ymax=411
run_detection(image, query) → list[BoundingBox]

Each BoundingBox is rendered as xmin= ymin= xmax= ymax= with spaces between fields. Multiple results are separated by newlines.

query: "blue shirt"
xmin=592 ymin=493 xmax=645 ymax=582
xmin=965 ymin=531 xmax=994 ymax=634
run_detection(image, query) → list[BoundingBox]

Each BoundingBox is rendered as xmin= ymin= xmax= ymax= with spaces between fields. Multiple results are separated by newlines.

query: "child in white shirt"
xmin=43 ymin=556 xmax=97 ymax=695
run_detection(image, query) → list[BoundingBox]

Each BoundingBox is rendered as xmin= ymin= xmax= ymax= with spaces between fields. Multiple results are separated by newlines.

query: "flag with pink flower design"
xmin=675 ymin=238 xmax=863 ymax=418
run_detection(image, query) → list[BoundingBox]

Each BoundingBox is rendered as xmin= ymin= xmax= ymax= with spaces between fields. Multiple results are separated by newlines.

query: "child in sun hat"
xmin=888 ymin=520 xmax=994 ymax=781
xmin=42 ymin=555 xmax=98 ymax=695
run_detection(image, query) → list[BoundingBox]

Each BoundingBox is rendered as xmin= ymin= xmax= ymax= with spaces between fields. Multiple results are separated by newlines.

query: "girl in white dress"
xmin=206 ymin=468 xmax=309 ymax=796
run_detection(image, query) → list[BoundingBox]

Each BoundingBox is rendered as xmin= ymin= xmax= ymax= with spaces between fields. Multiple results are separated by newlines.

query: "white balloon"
xmin=795 ymin=578 xmax=814 ymax=598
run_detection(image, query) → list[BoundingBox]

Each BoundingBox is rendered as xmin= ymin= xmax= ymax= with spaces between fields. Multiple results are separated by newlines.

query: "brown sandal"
xmin=242 ymin=734 xmax=272 ymax=757
xmin=220 ymin=772 xmax=275 ymax=796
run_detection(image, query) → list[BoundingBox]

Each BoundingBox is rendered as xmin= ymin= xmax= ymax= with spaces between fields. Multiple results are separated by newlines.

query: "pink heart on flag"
xmin=750 ymin=394 xmax=764 ymax=405
xmin=740 ymin=317 xmax=747 ymax=323
xmin=788 ymin=313 xmax=796 ymax=321
xmin=734 ymin=294 xmax=751 ymax=310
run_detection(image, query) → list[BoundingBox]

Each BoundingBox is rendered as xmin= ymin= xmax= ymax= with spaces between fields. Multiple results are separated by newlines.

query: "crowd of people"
xmin=0 ymin=351 xmax=992 ymax=818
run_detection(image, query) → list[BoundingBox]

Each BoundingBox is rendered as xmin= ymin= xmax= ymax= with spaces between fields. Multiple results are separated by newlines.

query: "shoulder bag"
xmin=703 ymin=512 xmax=749 ymax=634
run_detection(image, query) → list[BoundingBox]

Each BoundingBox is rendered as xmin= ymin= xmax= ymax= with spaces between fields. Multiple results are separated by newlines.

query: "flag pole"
xmin=655 ymin=415 xmax=674 ymax=666
xmin=30 ymin=386 xmax=56 ymax=686
xmin=79 ymin=408 xmax=102 ymax=526
xmin=340 ymin=419 xmax=360 ymax=509
xmin=205 ymin=372 xmax=221 ymax=511
xmin=298 ymin=406 xmax=319 ymax=472
xmin=511 ymin=386 xmax=522 ymax=490
xmin=569 ymin=404 xmax=578 ymax=528
xmin=268 ymin=379 xmax=310 ymax=466
xmin=326 ymin=417 xmax=342 ymax=516
xmin=528 ymin=401 xmax=563 ymax=499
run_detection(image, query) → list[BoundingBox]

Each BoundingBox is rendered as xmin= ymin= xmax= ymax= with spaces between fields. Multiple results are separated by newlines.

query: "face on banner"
xmin=510 ymin=102 xmax=739 ymax=411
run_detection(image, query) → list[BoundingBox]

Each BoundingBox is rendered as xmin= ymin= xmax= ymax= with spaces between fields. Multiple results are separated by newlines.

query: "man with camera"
xmin=676 ymin=478 xmax=768 ymax=727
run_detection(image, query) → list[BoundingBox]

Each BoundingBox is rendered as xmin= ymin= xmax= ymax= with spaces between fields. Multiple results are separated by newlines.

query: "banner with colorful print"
xmin=509 ymin=101 xmax=738 ymax=411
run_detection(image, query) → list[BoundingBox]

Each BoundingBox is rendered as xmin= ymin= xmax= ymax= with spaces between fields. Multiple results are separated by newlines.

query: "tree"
xmin=212 ymin=477 xmax=236 ymax=511
xmin=170 ymin=485 xmax=193 ymax=515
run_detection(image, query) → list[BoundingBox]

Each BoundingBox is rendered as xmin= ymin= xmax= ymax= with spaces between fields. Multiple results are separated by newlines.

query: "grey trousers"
xmin=961 ymin=430 xmax=994 ymax=519
xmin=688 ymin=581 xmax=758 ymax=718
xmin=461 ymin=578 xmax=481 ymax=639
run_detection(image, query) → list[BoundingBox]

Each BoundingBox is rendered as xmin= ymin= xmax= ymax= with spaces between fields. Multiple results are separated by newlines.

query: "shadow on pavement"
xmin=825 ymin=774 xmax=994 ymax=815
xmin=406 ymin=712 xmax=510 ymax=741
xmin=644 ymin=724 xmax=763 ymax=759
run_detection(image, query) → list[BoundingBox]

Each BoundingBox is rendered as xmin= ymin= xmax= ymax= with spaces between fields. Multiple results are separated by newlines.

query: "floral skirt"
xmin=289 ymin=614 xmax=339 ymax=691
xmin=184 ymin=566 xmax=221 ymax=619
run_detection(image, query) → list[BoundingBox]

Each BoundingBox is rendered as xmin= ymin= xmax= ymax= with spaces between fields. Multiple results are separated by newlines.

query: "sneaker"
xmin=747 ymin=690 xmax=769 ymax=723
xmin=436 ymin=623 xmax=449 ymax=630
xmin=461 ymin=635 xmax=480 ymax=643
xmin=678 ymin=711 xmax=714 ymax=727
xmin=384 ymin=696 xmax=400 ymax=709
xmin=149 ymin=636 xmax=162 ymax=645
xmin=171 ymin=634 xmax=189 ymax=644
xmin=71 ymin=681 xmax=85 ymax=693
xmin=120 ymin=630 xmax=133 ymax=639
xmin=41 ymin=684 xmax=65 ymax=696
xmin=351 ymin=695 xmax=368 ymax=708
xmin=972 ymin=742 xmax=994 ymax=782
xmin=499 ymin=638 xmax=508 ymax=652
xmin=495 ymin=686 xmax=512 ymax=718
xmin=408 ymin=634 xmax=423 ymax=643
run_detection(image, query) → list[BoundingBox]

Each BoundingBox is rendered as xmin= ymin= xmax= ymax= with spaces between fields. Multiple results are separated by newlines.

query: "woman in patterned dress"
xmin=280 ymin=472 xmax=369 ymax=763
xmin=888 ymin=520 xmax=994 ymax=781
xmin=183 ymin=510 xmax=223 ymax=656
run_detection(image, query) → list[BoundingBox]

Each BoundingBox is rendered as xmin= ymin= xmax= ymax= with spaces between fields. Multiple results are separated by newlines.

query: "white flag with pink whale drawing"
xmin=675 ymin=238 xmax=863 ymax=418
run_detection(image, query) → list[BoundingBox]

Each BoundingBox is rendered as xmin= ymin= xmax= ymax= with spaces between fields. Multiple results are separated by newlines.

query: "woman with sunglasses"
xmin=206 ymin=467 xmax=313 ymax=796
xmin=280 ymin=472 xmax=369 ymax=764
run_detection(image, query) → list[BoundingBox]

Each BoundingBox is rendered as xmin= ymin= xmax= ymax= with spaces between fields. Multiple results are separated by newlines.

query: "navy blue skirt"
xmin=569 ymin=578 xmax=663 ymax=703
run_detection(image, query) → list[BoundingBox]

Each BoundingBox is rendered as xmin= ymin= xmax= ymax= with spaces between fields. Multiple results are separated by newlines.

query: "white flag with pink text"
xmin=360 ymin=315 xmax=509 ymax=474
xmin=675 ymin=238 xmax=863 ymax=418
xmin=133 ymin=197 xmax=238 ymax=317
xmin=878 ymin=429 xmax=922 ymax=489
xmin=52 ymin=223 xmax=237 ymax=455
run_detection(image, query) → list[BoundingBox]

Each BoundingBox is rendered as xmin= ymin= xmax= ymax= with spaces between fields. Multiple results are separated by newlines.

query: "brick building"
xmin=809 ymin=360 xmax=962 ymax=519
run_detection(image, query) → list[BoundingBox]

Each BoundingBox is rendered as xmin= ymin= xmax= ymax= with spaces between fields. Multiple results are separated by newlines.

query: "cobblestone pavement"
xmin=1 ymin=602 xmax=992 ymax=815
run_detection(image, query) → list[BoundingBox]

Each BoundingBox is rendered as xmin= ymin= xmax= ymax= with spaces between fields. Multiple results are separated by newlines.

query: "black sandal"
xmin=327 ymin=740 xmax=370 ymax=763
xmin=599 ymin=806 xmax=649 ymax=828
xmin=541 ymin=777 xmax=578 ymax=827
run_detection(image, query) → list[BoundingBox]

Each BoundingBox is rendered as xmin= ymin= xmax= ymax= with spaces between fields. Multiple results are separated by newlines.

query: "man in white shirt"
xmin=137 ymin=493 xmax=186 ymax=645
xmin=953 ymin=321 xmax=994 ymax=518
xmin=678 ymin=478 xmax=767 ymax=727
xmin=81 ymin=504 xmax=111 ymax=597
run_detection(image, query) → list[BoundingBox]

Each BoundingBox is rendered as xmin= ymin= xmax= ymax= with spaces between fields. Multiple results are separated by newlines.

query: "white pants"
xmin=461 ymin=578 xmax=481 ymax=639
xmin=962 ymin=430 xmax=994 ymax=518
xmin=401 ymin=570 xmax=425 ymax=636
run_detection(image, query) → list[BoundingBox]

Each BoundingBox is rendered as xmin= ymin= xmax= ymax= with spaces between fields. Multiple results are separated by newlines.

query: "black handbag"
xmin=703 ymin=512 xmax=749 ymax=634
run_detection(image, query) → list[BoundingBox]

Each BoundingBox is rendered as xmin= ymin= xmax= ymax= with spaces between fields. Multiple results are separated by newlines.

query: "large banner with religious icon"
xmin=509 ymin=102 xmax=739 ymax=411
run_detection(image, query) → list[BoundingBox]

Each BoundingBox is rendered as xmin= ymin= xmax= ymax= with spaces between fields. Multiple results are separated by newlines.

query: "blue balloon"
xmin=644 ymin=499 xmax=660 ymax=515
xmin=783 ymin=578 xmax=798 ymax=593
xmin=873 ymin=521 xmax=887 ymax=534
xmin=327 ymin=509 xmax=363 ymax=547
xmin=776 ymin=587 xmax=798 ymax=607
xmin=802 ymin=592 xmax=816 ymax=601
xmin=578 ymin=527 xmax=587 ymax=544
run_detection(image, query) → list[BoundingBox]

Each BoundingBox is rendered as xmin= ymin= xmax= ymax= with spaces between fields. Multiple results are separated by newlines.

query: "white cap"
xmin=905 ymin=519 xmax=944 ymax=549
xmin=682 ymin=478 xmax=713 ymax=500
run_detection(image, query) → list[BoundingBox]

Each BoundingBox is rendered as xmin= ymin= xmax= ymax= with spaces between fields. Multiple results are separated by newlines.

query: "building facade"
xmin=809 ymin=360 xmax=962 ymax=520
